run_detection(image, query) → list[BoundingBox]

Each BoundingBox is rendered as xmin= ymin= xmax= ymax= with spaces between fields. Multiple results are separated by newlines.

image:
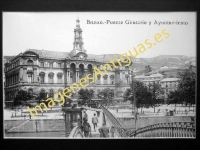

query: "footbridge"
xmin=67 ymin=106 xmax=195 ymax=138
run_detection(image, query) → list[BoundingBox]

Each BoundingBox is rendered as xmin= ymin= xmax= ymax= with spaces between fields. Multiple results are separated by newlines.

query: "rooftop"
xmin=134 ymin=73 xmax=163 ymax=79
xmin=7 ymin=49 xmax=122 ymax=63
xmin=143 ymin=79 xmax=161 ymax=82
xmin=160 ymin=78 xmax=180 ymax=82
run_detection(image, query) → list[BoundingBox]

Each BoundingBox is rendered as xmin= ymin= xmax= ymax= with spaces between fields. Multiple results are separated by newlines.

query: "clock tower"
xmin=69 ymin=18 xmax=87 ymax=59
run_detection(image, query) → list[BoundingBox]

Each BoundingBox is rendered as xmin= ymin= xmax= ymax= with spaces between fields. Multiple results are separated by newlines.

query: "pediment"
xmin=23 ymin=51 xmax=38 ymax=57
xmin=73 ymin=52 xmax=88 ymax=59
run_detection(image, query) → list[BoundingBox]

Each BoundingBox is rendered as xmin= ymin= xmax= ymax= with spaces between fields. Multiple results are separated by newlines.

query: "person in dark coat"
xmin=83 ymin=110 xmax=88 ymax=122
xmin=82 ymin=119 xmax=91 ymax=138
xmin=98 ymin=122 xmax=110 ymax=138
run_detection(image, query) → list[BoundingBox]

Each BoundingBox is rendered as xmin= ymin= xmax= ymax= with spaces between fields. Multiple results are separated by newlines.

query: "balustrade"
xmin=130 ymin=122 xmax=195 ymax=138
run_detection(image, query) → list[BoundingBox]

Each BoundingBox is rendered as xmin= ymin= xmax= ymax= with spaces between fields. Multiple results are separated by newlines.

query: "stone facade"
xmin=160 ymin=78 xmax=180 ymax=99
xmin=4 ymin=19 xmax=132 ymax=107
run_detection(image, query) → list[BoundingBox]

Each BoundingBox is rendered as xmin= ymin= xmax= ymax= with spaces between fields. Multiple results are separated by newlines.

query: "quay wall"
xmin=5 ymin=119 xmax=65 ymax=133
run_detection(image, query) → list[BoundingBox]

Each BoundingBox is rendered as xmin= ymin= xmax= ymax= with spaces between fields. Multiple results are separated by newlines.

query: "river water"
xmin=5 ymin=131 xmax=65 ymax=138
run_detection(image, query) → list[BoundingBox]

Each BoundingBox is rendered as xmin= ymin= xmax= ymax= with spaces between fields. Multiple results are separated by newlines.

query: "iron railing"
xmin=100 ymin=105 xmax=127 ymax=137
xmin=130 ymin=122 xmax=195 ymax=138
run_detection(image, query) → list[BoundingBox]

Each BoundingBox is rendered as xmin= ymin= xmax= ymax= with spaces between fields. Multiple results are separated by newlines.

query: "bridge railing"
xmin=130 ymin=122 xmax=195 ymax=138
xmin=100 ymin=105 xmax=127 ymax=137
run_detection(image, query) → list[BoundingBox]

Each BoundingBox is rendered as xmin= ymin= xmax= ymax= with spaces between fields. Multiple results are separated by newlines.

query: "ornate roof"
xmin=27 ymin=49 xmax=70 ymax=59
xmin=24 ymin=49 xmax=121 ymax=63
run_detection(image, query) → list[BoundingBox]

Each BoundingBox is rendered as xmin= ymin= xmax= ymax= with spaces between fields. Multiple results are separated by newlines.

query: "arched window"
xmin=49 ymin=89 xmax=54 ymax=98
xmin=40 ymin=62 xmax=44 ymax=67
xmin=27 ymin=70 xmax=33 ymax=83
xmin=53 ymin=62 xmax=57 ymax=68
xmin=110 ymin=75 xmax=115 ymax=84
xmin=39 ymin=72 xmax=45 ymax=83
xmin=27 ymin=60 xmax=33 ymax=65
xmin=103 ymin=74 xmax=108 ymax=84
xmin=45 ymin=62 xmax=49 ymax=67
xmin=40 ymin=89 xmax=46 ymax=100
xmin=48 ymin=72 xmax=54 ymax=83
xmin=96 ymin=74 xmax=101 ymax=84
xmin=57 ymin=73 xmax=63 ymax=83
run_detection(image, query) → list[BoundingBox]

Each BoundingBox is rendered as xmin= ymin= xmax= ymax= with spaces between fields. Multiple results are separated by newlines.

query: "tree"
xmin=148 ymin=82 xmax=163 ymax=113
xmin=13 ymin=90 xmax=36 ymax=117
xmin=166 ymin=68 xmax=196 ymax=111
xmin=123 ymin=80 xmax=153 ymax=113
xmin=167 ymin=90 xmax=180 ymax=113
xmin=14 ymin=90 xmax=33 ymax=107
xmin=97 ymin=88 xmax=114 ymax=106
xmin=144 ymin=65 xmax=152 ymax=74
xmin=177 ymin=68 xmax=196 ymax=110
xmin=78 ymin=89 xmax=94 ymax=106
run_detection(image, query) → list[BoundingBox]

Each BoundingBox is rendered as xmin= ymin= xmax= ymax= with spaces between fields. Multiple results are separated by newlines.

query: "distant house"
xmin=160 ymin=78 xmax=180 ymax=100
xmin=134 ymin=73 xmax=164 ymax=83
xmin=159 ymin=66 xmax=185 ymax=78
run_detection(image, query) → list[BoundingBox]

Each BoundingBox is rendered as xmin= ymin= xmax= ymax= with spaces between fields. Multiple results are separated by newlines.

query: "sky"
xmin=3 ymin=12 xmax=196 ymax=58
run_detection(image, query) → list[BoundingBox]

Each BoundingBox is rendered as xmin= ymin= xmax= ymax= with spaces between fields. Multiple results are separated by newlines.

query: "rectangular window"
xmin=28 ymin=74 xmax=32 ymax=83
xmin=50 ymin=63 xmax=53 ymax=68
xmin=96 ymin=76 xmax=101 ymax=84
xmin=58 ymin=63 xmax=61 ymax=68
xmin=110 ymin=80 xmax=114 ymax=84
xmin=40 ymin=62 xmax=44 ymax=67
xmin=40 ymin=76 xmax=44 ymax=83
xmin=49 ymin=75 xmax=54 ymax=83
xmin=57 ymin=75 xmax=62 ymax=83
xmin=103 ymin=78 xmax=107 ymax=84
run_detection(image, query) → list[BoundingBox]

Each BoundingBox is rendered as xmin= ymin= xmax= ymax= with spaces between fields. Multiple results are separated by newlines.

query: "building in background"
xmin=160 ymin=78 xmax=180 ymax=100
xmin=4 ymin=19 xmax=131 ymax=107
xmin=134 ymin=73 xmax=164 ymax=84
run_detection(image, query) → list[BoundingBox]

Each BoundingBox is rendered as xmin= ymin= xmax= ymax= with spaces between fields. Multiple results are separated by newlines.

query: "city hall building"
xmin=4 ymin=19 xmax=132 ymax=107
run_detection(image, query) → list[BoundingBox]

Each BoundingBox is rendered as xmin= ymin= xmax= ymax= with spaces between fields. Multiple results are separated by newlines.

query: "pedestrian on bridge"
xmin=98 ymin=122 xmax=110 ymax=138
xmin=92 ymin=113 xmax=98 ymax=132
xmin=82 ymin=119 xmax=91 ymax=138
xmin=83 ymin=110 xmax=88 ymax=122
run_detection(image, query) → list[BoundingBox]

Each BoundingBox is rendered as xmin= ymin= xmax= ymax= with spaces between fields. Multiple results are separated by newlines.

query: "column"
xmin=23 ymin=68 xmax=27 ymax=82
xmin=33 ymin=68 xmax=37 ymax=83
xmin=45 ymin=72 xmax=48 ymax=83
xmin=100 ymin=75 xmax=103 ymax=85
xmin=54 ymin=74 xmax=57 ymax=83
xmin=19 ymin=67 xmax=23 ymax=82
xmin=108 ymin=74 xmax=110 ymax=85
xmin=84 ymin=69 xmax=89 ymax=84
xmin=76 ymin=69 xmax=79 ymax=83
xmin=67 ymin=68 xmax=70 ymax=83
xmin=119 ymin=72 xmax=122 ymax=84
xmin=93 ymin=70 xmax=96 ymax=84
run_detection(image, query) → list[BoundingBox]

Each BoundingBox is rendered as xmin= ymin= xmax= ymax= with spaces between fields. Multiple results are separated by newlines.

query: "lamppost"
xmin=131 ymin=73 xmax=137 ymax=132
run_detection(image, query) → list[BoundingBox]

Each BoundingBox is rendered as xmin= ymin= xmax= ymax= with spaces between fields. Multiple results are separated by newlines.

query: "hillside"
xmin=4 ymin=54 xmax=196 ymax=72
